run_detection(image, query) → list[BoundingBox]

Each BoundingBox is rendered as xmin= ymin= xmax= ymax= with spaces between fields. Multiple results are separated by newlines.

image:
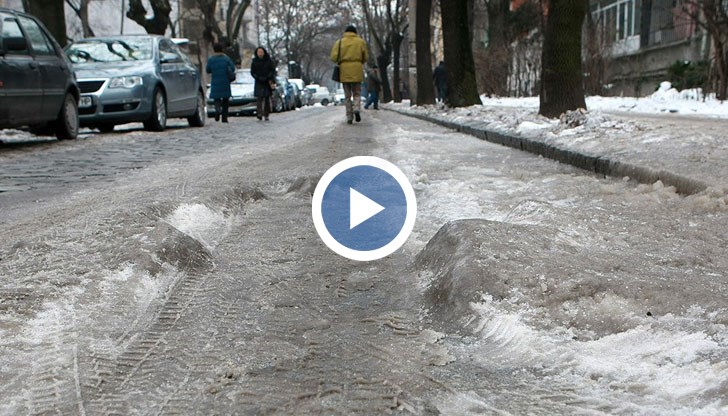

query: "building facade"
xmin=591 ymin=0 xmax=708 ymax=96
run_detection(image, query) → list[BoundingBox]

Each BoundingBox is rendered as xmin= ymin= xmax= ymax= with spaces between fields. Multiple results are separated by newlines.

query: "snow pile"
xmin=165 ymin=203 xmax=232 ymax=250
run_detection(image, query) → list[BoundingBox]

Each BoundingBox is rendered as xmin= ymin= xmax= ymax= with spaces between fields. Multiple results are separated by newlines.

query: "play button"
xmin=349 ymin=188 xmax=384 ymax=229
xmin=312 ymin=156 xmax=417 ymax=261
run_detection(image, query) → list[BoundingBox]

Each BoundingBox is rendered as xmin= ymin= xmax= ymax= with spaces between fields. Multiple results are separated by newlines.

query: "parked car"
xmin=0 ymin=8 xmax=79 ymax=140
xmin=276 ymin=76 xmax=296 ymax=111
xmin=333 ymin=87 xmax=345 ymax=105
xmin=270 ymin=78 xmax=287 ymax=113
xmin=289 ymin=82 xmax=303 ymax=108
xmin=306 ymin=85 xmax=331 ymax=106
xmin=65 ymin=35 xmax=205 ymax=132
xmin=207 ymin=69 xmax=256 ymax=117
xmin=288 ymin=78 xmax=305 ymax=107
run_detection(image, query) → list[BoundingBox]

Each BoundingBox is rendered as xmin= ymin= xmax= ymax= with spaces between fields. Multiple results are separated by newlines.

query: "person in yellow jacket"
xmin=330 ymin=25 xmax=369 ymax=124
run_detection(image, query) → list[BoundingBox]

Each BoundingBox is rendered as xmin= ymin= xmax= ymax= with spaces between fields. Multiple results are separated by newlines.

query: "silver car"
xmin=65 ymin=35 xmax=205 ymax=132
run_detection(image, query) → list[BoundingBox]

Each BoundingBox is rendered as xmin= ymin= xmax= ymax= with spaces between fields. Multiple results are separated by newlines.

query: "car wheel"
xmin=144 ymin=87 xmax=167 ymax=131
xmin=274 ymin=96 xmax=284 ymax=113
xmin=54 ymin=93 xmax=79 ymax=140
xmin=187 ymin=90 xmax=206 ymax=127
xmin=96 ymin=124 xmax=116 ymax=133
xmin=321 ymin=99 xmax=329 ymax=106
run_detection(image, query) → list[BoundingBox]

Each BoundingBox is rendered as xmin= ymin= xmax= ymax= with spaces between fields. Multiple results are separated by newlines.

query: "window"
xmin=593 ymin=0 xmax=640 ymax=44
xmin=159 ymin=40 xmax=182 ymax=62
xmin=66 ymin=38 xmax=153 ymax=63
xmin=1 ymin=17 xmax=29 ymax=55
xmin=17 ymin=16 xmax=53 ymax=55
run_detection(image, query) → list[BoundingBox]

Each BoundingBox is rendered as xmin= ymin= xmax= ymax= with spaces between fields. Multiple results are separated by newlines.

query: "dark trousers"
xmin=364 ymin=90 xmax=379 ymax=109
xmin=436 ymin=84 xmax=447 ymax=102
xmin=256 ymin=96 xmax=271 ymax=118
xmin=214 ymin=98 xmax=229 ymax=120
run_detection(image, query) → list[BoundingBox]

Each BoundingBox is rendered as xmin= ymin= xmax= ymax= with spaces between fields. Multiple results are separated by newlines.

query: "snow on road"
xmin=1 ymin=106 xmax=726 ymax=414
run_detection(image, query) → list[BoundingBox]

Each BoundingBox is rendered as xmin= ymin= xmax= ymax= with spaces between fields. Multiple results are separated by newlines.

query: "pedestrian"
xmin=251 ymin=46 xmax=275 ymax=121
xmin=433 ymin=60 xmax=447 ymax=103
xmin=330 ymin=25 xmax=368 ymax=124
xmin=364 ymin=64 xmax=382 ymax=110
xmin=206 ymin=42 xmax=235 ymax=122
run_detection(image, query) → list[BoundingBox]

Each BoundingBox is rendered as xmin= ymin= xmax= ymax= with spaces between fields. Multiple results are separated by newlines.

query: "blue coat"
xmin=206 ymin=54 xmax=235 ymax=99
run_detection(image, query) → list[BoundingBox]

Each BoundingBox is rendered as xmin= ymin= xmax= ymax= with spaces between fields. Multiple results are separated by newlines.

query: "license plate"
xmin=79 ymin=96 xmax=93 ymax=108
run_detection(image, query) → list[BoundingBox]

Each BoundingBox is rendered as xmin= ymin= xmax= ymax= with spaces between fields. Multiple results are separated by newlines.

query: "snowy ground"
xmin=389 ymin=82 xmax=728 ymax=196
xmin=1 ymin=105 xmax=726 ymax=414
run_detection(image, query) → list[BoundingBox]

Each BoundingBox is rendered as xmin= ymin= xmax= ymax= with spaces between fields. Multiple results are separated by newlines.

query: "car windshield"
xmin=66 ymin=38 xmax=153 ymax=63
xmin=234 ymin=70 xmax=255 ymax=84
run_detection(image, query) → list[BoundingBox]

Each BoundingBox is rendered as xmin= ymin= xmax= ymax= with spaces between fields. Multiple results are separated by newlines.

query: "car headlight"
xmin=109 ymin=76 xmax=143 ymax=89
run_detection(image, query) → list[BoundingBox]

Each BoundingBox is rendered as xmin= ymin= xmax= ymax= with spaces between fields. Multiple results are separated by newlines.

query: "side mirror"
xmin=3 ymin=36 xmax=28 ymax=53
xmin=160 ymin=52 xmax=179 ymax=64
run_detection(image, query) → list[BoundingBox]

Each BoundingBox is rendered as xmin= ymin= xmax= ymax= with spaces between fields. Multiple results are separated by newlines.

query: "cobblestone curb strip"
xmin=388 ymin=108 xmax=709 ymax=195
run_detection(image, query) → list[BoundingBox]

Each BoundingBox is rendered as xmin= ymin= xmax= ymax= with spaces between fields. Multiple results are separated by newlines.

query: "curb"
xmin=388 ymin=108 xmax=709 ymax=195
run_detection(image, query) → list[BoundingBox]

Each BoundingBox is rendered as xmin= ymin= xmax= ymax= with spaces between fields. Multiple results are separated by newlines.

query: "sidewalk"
xmin=386 ymin=102 xmax=728 ymax=196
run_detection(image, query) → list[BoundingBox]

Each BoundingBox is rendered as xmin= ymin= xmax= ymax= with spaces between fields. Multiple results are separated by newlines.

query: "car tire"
xmin=187 ymin=90 xmax=206 ymax=127
xmin=54 ymin=93 xmax=79 ymax=140
xmin=274 ymin=96 xmax=283 ymax=113
xmin=144 ymin=87 xmax=167 ymax=132
xmin=321 ymin=99 xmax=329 ymax=106
xmin=97 ymin=123 xmax=115 ymax=133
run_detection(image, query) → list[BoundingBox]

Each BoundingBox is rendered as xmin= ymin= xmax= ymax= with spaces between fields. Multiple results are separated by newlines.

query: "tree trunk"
xmin=378 ymin=46 xmax=393 ymax=103
xmin=415 ymin=0 xmax=435 ymax=105
xmin=127 ymin=0 xmax=172 ymax=35
xmin=440 ymin=0 xmax=481 ymax=107
xmin=392 ymin=30 xmax=404 ymax=102
xmin=25 ymin=0 xmax=68 ymax=46
xmin=538 ymin=0 xmax=587 ymax=118
xmin=483 ymin=0 xmax=510 ymax=96
xmin=717 ymin=42 xmax=728 ymax=100
xmin=79 ymin=0 xmax=94 ymax=38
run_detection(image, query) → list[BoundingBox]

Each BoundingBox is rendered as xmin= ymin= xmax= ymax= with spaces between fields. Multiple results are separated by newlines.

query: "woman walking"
xmin=330 ymin=25 xmax=368 ymax=124
xmin=206 ymin=42 xmax=235 ymax=122
xmin=251 ymin=47 xmax=275 ymax=121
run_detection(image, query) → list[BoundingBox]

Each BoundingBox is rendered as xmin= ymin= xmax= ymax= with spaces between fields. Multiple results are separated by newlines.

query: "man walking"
xmin=331 ymin=25 xmax=368 ymax=124
xmin=364 ymin=64 xmax=382 ymax=110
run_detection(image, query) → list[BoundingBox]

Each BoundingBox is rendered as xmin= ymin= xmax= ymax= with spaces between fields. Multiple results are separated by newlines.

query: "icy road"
xmin=0 ymin=107 xmax=726 ymax=414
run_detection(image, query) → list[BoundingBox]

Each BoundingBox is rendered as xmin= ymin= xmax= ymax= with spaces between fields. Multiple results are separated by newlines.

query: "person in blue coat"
xmin=206 ymin=43 xmax=236 ymax=122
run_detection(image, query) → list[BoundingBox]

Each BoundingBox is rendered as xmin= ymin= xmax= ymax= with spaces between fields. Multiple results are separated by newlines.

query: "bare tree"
xmin=681 ymin=0 xmax=728 ymax=100
xmin=65 ymin=0 xmax=94 ymax=38
xmin=23 ymin=0 xmax=68 ymax=45
xmin=258 ymin=0 xmax=346 ymax=75
xmin=538 ymin=0 xmax=587 ymax=118
xmin=226 ymin=0 xmax=252 ymax=44
xmin=361 ymin=0 xmax=408 ymax=102
xmin=440 ymin=0 xmax=481 ymax=107
xmin=126 ymin=0 xmax=172 ymax=35
xmin=415 ymin=0 xmax=435 ymax=105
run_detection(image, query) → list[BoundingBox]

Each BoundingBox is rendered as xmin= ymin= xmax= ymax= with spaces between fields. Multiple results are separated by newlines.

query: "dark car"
xmin=65 ymin=35 xmax=205 ymax=132
xmin=276 ymin=76 xmax=296 ymax=111
xmin=0 ymin=8 xmax=79 ymax=140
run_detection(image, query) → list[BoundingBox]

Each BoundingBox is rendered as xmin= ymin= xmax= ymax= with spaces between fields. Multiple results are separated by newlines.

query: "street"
xmin=1 ymin=107 xmax=726 ymax=414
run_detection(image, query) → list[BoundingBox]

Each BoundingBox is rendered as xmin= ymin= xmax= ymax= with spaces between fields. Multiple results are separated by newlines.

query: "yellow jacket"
xmin=330 ymin=32 xmax=369 ymax=83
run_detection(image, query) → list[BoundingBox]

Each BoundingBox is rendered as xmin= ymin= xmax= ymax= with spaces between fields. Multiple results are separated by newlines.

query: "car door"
xmin=0 ymin=13 xmax=42 ymax=126
xmin=171 ymin=42 xmax=198 ymax=112
xmin=17 ymin=14 xmax=67 ymax=122
xmin=158 ymin=39 xmax=184 ymax=114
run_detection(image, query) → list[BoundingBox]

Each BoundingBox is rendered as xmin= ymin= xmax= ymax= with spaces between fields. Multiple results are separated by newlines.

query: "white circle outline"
xmin=312 ymin=156 xmax=417 ymax=261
